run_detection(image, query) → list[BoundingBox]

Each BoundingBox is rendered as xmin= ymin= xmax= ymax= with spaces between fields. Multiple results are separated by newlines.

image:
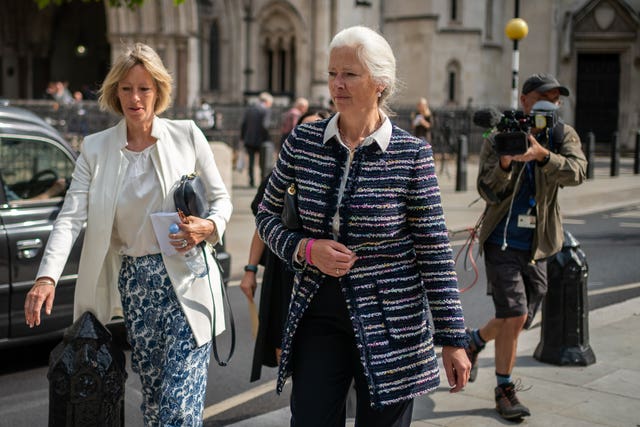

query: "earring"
xmin=377 ymin=92 xmax=382 ymax=98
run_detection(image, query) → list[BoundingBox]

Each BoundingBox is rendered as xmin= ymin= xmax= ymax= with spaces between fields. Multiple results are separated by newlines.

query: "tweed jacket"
xmin=37 ymin=117 xmax=233 ymax=346
xmin=255 ymin=118 xmax=467 ymax=408
xmin=477 ymin=123 xmax=587 ymax=260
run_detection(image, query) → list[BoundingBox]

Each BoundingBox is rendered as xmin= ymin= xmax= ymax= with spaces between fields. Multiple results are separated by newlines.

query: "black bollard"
xmin=585 ymin=131 xmax=595 ymax=179
xmin=610 ymin=132 xmax=619 ymax=177
xmin=634 ymin=131 xmax=639 ymax=175
xmin=48 ymin=311 xmax=127 ymax=427
xmin=260 ymin=140 xmax=275 ymax=180
xmin=533 ymin=230 xmax=596 ymax=366
xmin=455 ymin=134 xmax=468 ymax=192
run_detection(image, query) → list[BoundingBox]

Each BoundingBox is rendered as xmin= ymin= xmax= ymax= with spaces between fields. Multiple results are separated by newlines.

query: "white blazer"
xmin=37 ymin=117 xmax=233 ymax=347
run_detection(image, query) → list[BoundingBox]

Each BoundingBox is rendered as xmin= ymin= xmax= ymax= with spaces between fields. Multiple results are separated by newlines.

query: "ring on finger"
xmin=180 ymin=239 xmax=188 ymax=248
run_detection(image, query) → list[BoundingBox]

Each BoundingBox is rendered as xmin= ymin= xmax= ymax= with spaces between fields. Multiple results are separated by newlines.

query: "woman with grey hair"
xmin=24 ymin=42 xmax=232 ymax=425
xmin=256 ymin=25 xmax=470 ymax=426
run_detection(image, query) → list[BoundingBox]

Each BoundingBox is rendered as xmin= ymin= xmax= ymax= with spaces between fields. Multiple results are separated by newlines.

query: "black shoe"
xmin=464 ymin=328 xmax=484 ymax=382
xmin=495 ymin=380 xmax=531 ymax=420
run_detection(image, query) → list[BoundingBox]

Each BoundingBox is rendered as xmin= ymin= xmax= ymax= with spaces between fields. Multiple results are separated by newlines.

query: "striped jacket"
xmin=256 ymin=118 xmax=467 ymax=407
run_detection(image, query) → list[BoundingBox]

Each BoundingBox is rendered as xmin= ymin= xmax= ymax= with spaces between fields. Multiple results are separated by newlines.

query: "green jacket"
xmin=477 ymin=123 xmax=587 ymax=261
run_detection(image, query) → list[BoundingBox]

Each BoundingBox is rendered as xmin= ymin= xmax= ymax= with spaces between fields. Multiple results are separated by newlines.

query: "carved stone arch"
xmin=572 ymin=0 xmax=639 ymax=37
xmin=197 ymin=0 xmax=244 ymax=103
xmin=253 ymin=1 xmax=307 ymax=98
xmin=568 ymin=0 xmax=639 ymax=146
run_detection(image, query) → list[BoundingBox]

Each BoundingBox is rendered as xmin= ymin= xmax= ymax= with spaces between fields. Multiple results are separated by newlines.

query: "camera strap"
xmin=550 ymin=121 xmax=565 ymax=153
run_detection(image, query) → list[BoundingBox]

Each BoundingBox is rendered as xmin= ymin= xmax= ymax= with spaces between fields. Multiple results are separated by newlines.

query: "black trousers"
xmin=245 ymin=145 xmax=260 ymax=187
xmin=290 ymin=278 xmax=414 ymax=427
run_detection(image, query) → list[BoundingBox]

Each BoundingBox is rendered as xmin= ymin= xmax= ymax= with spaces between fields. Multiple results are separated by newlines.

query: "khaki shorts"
xmin=484 ymin=243 xmax=547 ymax=322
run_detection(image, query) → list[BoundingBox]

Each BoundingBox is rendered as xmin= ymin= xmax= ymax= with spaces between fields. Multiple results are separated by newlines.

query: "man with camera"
xmin=466 ymin=74 xmax=587 ymax=420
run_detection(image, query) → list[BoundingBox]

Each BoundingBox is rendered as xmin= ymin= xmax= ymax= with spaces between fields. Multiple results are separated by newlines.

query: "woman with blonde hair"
xmin=24 ymin=43 xmax=232 ymax=425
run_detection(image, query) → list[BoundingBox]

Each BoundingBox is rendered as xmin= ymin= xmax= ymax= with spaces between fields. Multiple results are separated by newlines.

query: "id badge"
xmin=517 ymin=214 xmax=536 ymax=229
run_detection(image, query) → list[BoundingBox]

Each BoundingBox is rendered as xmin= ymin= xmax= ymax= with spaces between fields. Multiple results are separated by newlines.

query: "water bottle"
xmin=169 ymin=223 xmax=208 ymax=278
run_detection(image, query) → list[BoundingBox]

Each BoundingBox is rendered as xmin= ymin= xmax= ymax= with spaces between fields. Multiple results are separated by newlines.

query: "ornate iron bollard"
xmin=534 ymin=230 xmax=596 ymax=366
xmin=48 ymin=311 xmax=127 ymax=426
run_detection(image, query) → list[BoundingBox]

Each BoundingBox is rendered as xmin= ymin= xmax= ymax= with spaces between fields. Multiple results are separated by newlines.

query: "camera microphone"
xmin=473 ymin=108 xmax=502 ymax=129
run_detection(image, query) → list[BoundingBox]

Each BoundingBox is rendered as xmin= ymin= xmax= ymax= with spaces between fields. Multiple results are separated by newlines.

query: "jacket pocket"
xmin=374 ymin=278 xmax=429 ymax=346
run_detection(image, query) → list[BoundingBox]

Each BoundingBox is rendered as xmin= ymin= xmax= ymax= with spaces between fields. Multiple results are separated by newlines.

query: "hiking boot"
xmin=494 ymin=381 xmax=531 ymax=420
xmin=464 ymin=328 xmax=483 ymax=382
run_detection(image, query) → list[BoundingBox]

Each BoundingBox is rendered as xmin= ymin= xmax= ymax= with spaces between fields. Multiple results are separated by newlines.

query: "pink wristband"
xmin=305 ymin=239 xmax=316 ymax=266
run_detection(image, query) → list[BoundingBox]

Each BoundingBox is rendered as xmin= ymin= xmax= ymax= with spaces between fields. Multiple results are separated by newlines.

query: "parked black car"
xmin=0 ymin=105 xmax=230 ymax=349
xmin=0 ymin=105 xmax=81 ymax=348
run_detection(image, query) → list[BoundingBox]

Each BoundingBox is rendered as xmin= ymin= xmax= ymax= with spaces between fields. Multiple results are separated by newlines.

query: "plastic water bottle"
xmin=169 ymin=223 xmax=208 ymax=278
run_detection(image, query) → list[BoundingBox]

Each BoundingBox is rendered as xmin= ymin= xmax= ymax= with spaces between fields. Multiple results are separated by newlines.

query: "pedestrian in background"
xmin=24 ymin=42 xmax=233 ymax=426
xmin=279 ymin=96 xmax=309 ymax=148
xmin=465 ymin=73 xmax=587 ymax=421
xmin=46 ymin=80 xmax=74 ymax=106
xmin=411 ymin=96 xmax=432 ymax=142
xmin=256 ymin=25 xmax=470 ymax=426
xmin=240 ymin=91 xmax=273 ymax=187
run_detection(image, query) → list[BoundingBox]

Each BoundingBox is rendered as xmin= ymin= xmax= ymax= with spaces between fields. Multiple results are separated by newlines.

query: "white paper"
xmin=150 ymin=212 xmax=181 ymax=256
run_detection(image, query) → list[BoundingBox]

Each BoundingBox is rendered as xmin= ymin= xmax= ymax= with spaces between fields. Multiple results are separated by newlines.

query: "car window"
xmin=0 ymin=136 xmax=75 ymax=205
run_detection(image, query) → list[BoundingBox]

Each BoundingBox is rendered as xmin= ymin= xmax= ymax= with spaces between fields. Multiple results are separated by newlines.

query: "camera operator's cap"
xmin=522 ymin=73 xmax=570 ymax=96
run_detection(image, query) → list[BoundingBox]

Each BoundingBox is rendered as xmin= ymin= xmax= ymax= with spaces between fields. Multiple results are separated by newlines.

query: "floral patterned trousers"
xmin=119 ymin=254 xmax=212 ymax=427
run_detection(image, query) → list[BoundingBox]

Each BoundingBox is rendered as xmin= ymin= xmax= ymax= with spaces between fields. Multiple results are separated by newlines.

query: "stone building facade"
xmin=0 ymin=0 xmax=638 ymax=146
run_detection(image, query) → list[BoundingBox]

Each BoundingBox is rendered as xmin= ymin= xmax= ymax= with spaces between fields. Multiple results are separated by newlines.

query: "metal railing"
xmin=9 ymin=100 xmax=487 ymax=153
xmin=8 ymin=100 xmax=638 ymax=167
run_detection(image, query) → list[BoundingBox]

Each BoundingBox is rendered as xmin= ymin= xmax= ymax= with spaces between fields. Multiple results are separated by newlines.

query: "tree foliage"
xmin=35 ymin=0 xmax=185 ymax=9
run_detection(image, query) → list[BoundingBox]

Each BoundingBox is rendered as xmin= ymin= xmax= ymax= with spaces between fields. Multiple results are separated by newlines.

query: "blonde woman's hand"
xmin=24 ymin=277 xmax=56 ymax=328
xmin=169 ymin=216 xmax=216 ymax=253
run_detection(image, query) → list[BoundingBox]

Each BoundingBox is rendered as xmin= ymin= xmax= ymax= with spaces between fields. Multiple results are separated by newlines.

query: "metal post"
xmin=610 ymin=131 xmax=620 ymax=177
xmin=510 ymin=0 xmax=521 ymax=110
xmin=634 ymin=131 xmax=640 ymax=175
xmin=585 ymin=131 xmax=595 ymax=179
xmin=510 ymin=43 xmax=519 ymax=110
xmin=534 ymin=231 xmax=596 ymax=366
xmin=455 ymin=135 xmax=468 ymax=192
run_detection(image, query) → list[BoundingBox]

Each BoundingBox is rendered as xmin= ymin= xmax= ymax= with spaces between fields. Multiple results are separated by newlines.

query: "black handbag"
xmin=173 ymin=172 xmax=236 ymax=366
xmin=282 ymin=182 xmax=302 ymax=230
xmin=174 ymin=172 xmax=209 ymax=218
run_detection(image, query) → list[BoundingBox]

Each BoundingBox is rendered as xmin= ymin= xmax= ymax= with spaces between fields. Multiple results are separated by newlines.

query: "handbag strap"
xmin=201 ymin=244 xmax=236 ymax=366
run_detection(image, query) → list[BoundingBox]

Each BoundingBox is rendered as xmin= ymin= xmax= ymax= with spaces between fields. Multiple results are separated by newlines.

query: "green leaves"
xmin=35 ymin=0 xmax=185 ymax=10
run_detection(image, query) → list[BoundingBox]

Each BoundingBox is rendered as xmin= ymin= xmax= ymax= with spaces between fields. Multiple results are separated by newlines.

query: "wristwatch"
xmin=244 ymin=264 xmax=258 ymax=273
xmin=538 ymin=151 xmax=551 ymax=166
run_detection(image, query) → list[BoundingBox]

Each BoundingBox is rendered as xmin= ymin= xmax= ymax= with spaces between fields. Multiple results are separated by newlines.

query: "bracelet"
xmin=244 ymin=264 xmax=258 ymax=273
xmin=305 ymin=239 xmax=316 ymax=266
xmin=35 ymin=277 xmax=55 ymax=287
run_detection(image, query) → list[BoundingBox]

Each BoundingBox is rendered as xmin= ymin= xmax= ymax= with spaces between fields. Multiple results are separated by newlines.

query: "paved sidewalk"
xmin=225 ymin=156 xmax=640 ymax=426
xmin=229 ymin=296 xmax=640 ymax=426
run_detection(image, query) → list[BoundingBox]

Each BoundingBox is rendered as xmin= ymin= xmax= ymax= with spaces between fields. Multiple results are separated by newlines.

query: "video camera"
xmin=473 ymin=101 xmax=558 ymax=155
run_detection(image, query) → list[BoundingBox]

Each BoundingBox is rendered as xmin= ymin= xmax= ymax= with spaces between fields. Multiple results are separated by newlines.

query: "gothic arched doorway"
xmin=0 ymin=0 xmax=109 ymax=100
